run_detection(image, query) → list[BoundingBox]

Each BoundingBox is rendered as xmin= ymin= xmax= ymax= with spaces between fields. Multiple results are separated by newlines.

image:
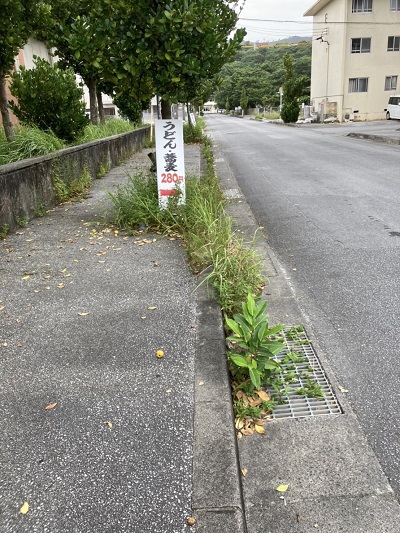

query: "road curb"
xmin=191 ymin=145 xmax=247 ymax=532
xmin=347 ymin=132 xmax=400 ymax=145
xmin=192 ymin=291 xmax=247 ymax=532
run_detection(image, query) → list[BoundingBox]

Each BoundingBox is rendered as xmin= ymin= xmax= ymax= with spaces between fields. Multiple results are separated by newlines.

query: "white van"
xmin=385 ymin=95 xmax=400 ymax=120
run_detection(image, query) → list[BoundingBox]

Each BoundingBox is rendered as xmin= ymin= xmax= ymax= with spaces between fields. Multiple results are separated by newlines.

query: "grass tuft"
xmin=0 ymin=126 xmax=65 ymax=165
xmin=109 ymin=135 xmax=264 ymax=316
xmin=77 ymin=119 xmax=134 ymax=144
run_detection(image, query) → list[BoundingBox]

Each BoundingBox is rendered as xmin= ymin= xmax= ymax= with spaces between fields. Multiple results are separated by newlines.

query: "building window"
xmin=352 ymin=0 xmax=372 ymax=12
xmin=351 ymin=37 xmax=371 ymax=53
xmin=388 ymin=36 xmax=400 ymax=51
xmin=390 ymin=0 xmax=400 ymax=11
xmin=385 ymin=76 xmax=398 ymax=91
xmin=349 ymin=78 xmax=369 ymax=92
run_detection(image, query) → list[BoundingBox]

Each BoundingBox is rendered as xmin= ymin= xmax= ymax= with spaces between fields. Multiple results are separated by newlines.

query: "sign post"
xmin=155 ymin=119 xmax=185 ymax=209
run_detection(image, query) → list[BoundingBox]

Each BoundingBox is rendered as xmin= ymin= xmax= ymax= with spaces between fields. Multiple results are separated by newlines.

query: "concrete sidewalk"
xmin=0 ymin=145 xmax=242 ymax=533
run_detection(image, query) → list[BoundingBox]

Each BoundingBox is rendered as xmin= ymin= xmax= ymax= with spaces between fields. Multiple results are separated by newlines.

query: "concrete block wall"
xmin=0 ymin=126 xmax=150 ymax=234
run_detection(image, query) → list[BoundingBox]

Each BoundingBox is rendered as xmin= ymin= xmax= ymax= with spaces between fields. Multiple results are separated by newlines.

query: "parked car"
xmin=385 ymin=95 xmax=400 ymax=120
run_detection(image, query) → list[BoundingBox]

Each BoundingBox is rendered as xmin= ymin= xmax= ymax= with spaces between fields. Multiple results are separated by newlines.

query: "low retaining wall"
xmin=0 ymin=126 xmax=150 ymax=234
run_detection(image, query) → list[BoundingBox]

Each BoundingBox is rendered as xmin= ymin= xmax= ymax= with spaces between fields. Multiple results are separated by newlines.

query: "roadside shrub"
xmin=9 ymin=58 xmax=89 ymax=142
xmin=112 ymin=93 xmax=146 ymax=124
xmin=281 ymin=101 xmax=300 ymax=123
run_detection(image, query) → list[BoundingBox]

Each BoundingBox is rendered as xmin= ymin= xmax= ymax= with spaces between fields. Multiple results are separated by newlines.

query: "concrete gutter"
xmin=209 ymin=134 xmax=400 ymax=532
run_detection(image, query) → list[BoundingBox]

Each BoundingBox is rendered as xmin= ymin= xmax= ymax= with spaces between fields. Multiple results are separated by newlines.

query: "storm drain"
xmin=267 ymin=328 xmax=343 ymax=419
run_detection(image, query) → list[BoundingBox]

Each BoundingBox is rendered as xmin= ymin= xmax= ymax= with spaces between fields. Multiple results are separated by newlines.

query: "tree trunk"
xmin=0 ymin=71 xmax=15 ymax=142
xmin=97 ymin=91 xmax=105 ymax=124
xmin=87 ymin=78 xmax=99 ymax=125
xmin=161 ymin=98 xmax=172 ymax=119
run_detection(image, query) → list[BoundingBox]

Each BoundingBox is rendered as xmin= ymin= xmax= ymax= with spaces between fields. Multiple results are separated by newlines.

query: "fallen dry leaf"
xmin=104 ymin=421 xmax=113 ymax=429
xmin=198 ymin=381 xmax=205 ymax=386
xmin=256 ymin=390 xmax=270 ymax=402
xmin=187 ymin=517 xmax=196 ymax=526
xmin=338 ymin=385 xmax=349 ymax=393
xmin=21 ymin=275 xmax=30 ymax=280
xmin=147 ymin=306 xmax=157 ymax=310
xmin=235 ymin=418 xmax=244 ymax=430
xmin=241 ymin=427 xmax=254 ymax=436
xmin=19 ymin=502 xmax=29 ymax=515
xmin=78 ymin=312 xmax=90 ymax=316
xmin=17 ymin=342 xmax=23 ymax=348
xmin=45 ymin=402 xmax=57 ymax=410
xmin=57 ymin=284 xmax=64 ymax=289
xmin=276 ymin=484 xmax=289 ymax=493
xmin=254 ymin=424 xmax=266 ymax=435
xmin=241 ymin=468 xmax=248 ymax=477
xmin=0 ymin=306 xmax=5 ymax=311
xmin=248 ymin=397 xmax=262 ymax=407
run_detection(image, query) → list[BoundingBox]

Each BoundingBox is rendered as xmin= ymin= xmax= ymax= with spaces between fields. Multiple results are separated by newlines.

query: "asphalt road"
xmin=205 ymin=115 xmax=400 ymax=496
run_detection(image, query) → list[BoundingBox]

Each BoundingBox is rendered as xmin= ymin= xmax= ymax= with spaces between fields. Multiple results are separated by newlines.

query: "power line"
xmin=239 ymin=17 xmax=400 ymax=25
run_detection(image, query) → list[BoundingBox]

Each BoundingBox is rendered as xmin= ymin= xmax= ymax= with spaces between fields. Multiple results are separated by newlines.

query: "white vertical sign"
xmin=155 ymin=119 xmax=185 ymax=209
xmin=189 ymin=112 xmax=197 ymax=126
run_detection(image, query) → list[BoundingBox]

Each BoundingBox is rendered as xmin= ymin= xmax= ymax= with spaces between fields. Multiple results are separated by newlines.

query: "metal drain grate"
xmin=267 ymin=328 xmax=343 ymax=419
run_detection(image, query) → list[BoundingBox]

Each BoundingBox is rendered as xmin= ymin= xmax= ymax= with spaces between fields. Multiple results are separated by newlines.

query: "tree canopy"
xmin=214 ymin=43 xmax=311 ymax=110
xmin=0 ymin=1 xmax=52 ymax=140
xmin=1 ymin=0 xmax=246 ymax=138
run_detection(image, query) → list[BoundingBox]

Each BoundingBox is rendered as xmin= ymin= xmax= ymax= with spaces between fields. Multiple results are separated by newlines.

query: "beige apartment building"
xmin=304 ymin=0 xmax=400 ymax=121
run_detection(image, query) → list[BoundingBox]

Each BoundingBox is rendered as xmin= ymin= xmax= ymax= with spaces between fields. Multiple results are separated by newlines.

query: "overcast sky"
xmin=237 ymin=0 xmax=315 ymax=42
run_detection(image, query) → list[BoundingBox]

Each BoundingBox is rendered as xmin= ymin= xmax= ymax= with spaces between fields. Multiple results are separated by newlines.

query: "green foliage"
xmin=0 ymin=1 xmax=51 ymax=73
xmin=104 ymin=0 xmax=245 ymax=105
xmin=77 ymin=119 xmax=133 ymax=144
xmin=183 ymin=117 xmax=205 ymax=144
xmin=9 ymin=58 xmax=89 ymax=141
xmin=214 ymin=43 xmax=311 ymax=109
xmin=15 ymin=215 xmax=28 ymax=228
xmin=296 ymin=379 xmax=324 ymax=398
xmin=112 ymin=94 xmax=146 ymax=124
xmin=281 ymin=100 xmax=301 ymax=124
xmin=240 ymin=88 xmax=249 ymax=111
xmin=0 ymin=126 xmax=65 ymax=165
xmin=226 ymin=293 xmax=285 ymax=392
xmin=0 ymin=0 xmax=52 ymax=141
xmin=52 ymin=163 xmax=92 ymax=203
xmin=0 ymin=224 xmax=9 ymax=240
xmin=110 ymin=138 xmax=264 ymax=315
xmin=281 ymin=53 xmax=308 ymax=123
xmin=109 ymin=172 xmax=162 ymax=230
xmin=254 ymin=112 xmax=280 ymax=120
xmin=34 ymin=203 xmax=49 ymax=217
xmin=97 ymin=160 xmax=110 ymax=179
